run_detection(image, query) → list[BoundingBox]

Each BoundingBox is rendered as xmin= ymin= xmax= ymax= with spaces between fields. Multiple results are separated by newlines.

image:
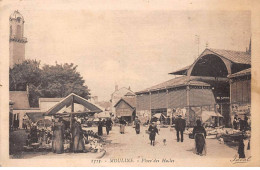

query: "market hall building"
xmin=228 ymin=68 xmax=251 ymax=120
xmin=135 ymin=48 xmax=251 ymax=127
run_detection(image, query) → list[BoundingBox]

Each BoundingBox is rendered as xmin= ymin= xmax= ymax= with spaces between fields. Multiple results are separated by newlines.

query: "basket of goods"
xmin=23 ymin=146 xmax=34 ymax=151
xmin=189 ymin=133 xmax=194 ymax=139
xmin=145 ymin=130 xmax=150 ymax=134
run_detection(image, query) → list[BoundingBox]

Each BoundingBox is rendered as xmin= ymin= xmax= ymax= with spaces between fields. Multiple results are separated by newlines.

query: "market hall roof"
xmin=136 ymin=76 xmax=211 ymax=94
xmin=168 ymin=65 xmax=191 ymax=75
xmin=9 ymin=91 xmax=30 ymax=109
xmin=169 ymin=48 xmax=251 ymax=75
xmin=45 ymin=93 xmax=102 ymax=115
xmin=208 ymin=48 xmax=251 ymax=64
xmin=228 ymin=68 xmax=251 ymax=78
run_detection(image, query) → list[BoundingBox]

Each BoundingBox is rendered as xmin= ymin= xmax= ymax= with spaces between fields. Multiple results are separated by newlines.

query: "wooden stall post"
xmin=70 ymin=96 xmax=74 ymax=129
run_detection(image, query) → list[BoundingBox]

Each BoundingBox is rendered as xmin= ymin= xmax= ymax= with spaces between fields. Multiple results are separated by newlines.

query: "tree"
xmin=9 ymin=60 xmax=41 ymax=91
xmin=9 ymin=60 xmax=91 ymax=107
xmin=40 ymin=63 xmax=90 ymax=99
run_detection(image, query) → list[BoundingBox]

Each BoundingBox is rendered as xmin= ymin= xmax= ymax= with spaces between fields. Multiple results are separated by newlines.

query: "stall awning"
xmin=45 ymin=93 xmax=102 ymax=116
xmin=26 ymin=112 xmax=45 ymax=123
xmin=201 ymin=111 xmax=223 ymax=123
xmin=96 ymin=111 xmax=111 ymax=118
xmin=153 ymin=113 xmax=166 ymax=119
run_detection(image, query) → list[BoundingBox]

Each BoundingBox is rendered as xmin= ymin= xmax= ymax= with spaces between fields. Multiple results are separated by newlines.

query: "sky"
xmin=19 ymin=10 xmax=250 ymax=101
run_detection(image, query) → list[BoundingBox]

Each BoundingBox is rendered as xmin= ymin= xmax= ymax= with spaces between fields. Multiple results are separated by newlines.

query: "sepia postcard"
xmin=0 ymin=0 xmax=260 ymax=167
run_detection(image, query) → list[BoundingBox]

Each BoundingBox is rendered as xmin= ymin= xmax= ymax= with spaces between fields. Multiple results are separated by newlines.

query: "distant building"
xmin=9 ymin=10 xmax=27 ymax=68
xmin=110 ymin=85 xmax=135 ymax=114
xmin=90 ymin=96 xmax=99 ymax=104
xmin=10 ymin=91 xmax=39 ymax=128
xmin=114 ymin=97 xmax=136 ymax=123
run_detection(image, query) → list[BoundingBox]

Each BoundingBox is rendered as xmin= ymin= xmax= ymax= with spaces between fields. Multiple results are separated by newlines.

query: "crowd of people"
xmin=22 ymin=113 xmax=250 ymax=157
xmin=233 ymin=114 xmax=250 ymax=131
xmin=146 ymin=115 xmax=207 ymax=156
xmin=97 ymin=118 xmax=113 ymax=135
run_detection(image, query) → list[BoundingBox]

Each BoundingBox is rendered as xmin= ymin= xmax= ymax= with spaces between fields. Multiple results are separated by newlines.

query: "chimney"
xmin=115 ymin=84 xmax=118 ymax=91
xmin=128 ymin=86 xmax=131 ymax=90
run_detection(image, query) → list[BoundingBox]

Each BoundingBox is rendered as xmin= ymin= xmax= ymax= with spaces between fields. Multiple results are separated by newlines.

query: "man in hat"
xmin=175 ymin=114 xmax=186 ymax=142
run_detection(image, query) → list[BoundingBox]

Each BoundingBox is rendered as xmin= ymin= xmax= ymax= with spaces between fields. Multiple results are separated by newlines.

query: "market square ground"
xmin=9 ymin=125 xmax=250 ymax=160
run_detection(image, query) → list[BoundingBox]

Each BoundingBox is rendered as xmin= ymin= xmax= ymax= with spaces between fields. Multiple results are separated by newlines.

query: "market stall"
xmin=24 ymin=93 xmax=104 ymax=154
xmin=201 ymin=111 xmax=224 ymax=127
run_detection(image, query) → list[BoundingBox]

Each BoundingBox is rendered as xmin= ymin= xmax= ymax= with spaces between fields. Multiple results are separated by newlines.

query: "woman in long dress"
xmin=134 ymin=117 xmax=141 ymax=134
xmin=97 ymin=119 xmax=103 ymax=136
xmin=52 ymin=118 xmax=65 ymax=154
xmin=72 ymin=119 xmax=85 ymax=153
xmin=119 ymin=118 xmax=127 ymax=134
xmin=192 ymin=120 xmax=207 ymax=156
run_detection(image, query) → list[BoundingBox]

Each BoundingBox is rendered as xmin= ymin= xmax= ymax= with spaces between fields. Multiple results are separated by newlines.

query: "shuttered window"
xmin=189 ymin=88 xmax=216 ymax=106
xmin=168 ymin=89 xmax=187 ymax=108
xmin=236 ymin=81 xmax=243 ymax=102
xmin=248 ymin=80 xmax=251 ymax=103
xmin=136 ymin=94 xmax=150 ymax=110
xmin=242 ymin=80 xmax=249 ymax=102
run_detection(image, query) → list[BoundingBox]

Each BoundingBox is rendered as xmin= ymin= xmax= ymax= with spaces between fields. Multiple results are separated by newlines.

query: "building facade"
xmin=136 ymin=76 xmax=216 ymax=126
xmin=110 ymin=85 xmax=135 ymax=114
xmin=136 ymin=48 xmax=251 ymax=127
xmin=229 ymin=68 xmax=251 ymax=121
xmin=114 ymin=98 xmax=136 ymax=123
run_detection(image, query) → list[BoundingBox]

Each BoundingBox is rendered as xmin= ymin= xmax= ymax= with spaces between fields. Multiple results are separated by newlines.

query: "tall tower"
xmin=9 ymin=10 xmax=27 ymax=68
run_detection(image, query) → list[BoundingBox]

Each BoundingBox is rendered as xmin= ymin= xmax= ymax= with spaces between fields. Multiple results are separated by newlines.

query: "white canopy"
xmin=201 ymin=111 xmax=223 ymax=123
xmin=153 ymin=113 xmax=166 ymax=119
xmin=95 ymin=111 xmax=110 ymax=118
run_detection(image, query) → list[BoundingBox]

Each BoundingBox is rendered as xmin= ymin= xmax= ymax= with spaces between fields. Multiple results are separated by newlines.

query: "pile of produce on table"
xmin=83 ymin=130 xmax=105 ymax=153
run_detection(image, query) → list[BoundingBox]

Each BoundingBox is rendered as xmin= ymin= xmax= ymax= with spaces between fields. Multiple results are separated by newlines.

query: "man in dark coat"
xmin=238 ymin=135 xmax=245 ymax=158
xmin=175 ymin=115 xmax=186 ymax=142
xmin=233 ymin=115 xmax=239 ymax=130
xmin=148 ymin=123 xmax=159 ymax=146
xmin=106 ymin=118 xmax=113 ymax=135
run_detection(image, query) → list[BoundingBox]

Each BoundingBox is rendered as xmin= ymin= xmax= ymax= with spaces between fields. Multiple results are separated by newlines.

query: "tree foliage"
xmin=9 ymin=60 xmax=41 ymax=91
xmin=9 ymin=60 xmax=91 ymax=107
